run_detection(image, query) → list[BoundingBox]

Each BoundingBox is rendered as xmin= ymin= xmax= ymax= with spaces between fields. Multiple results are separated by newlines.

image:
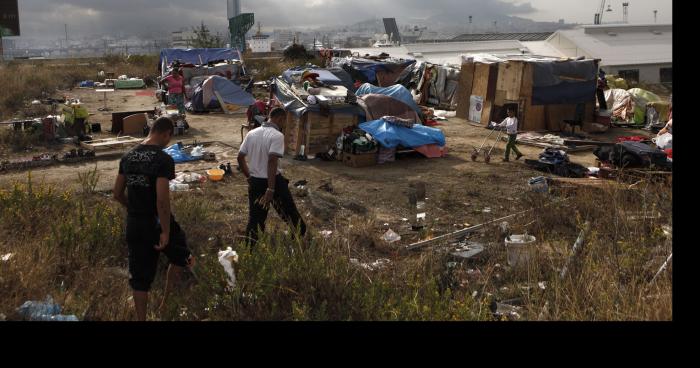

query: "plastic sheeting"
xmin=164 ymin=143 xmax=197 ymax=163
xmin=355 ymin=83 xmax=421 ymax=116
xmin=189 ymin=76 xmax=255 ymax=112
xmin=159 ymin=48 xmax=242 ymax=71
xmin=331 ymin=57 xmax=416 ymax=85
xmin=604 ymin=89 xmax=634 ymax=122
xmin=628 ymin=88 xmax=662 ymax=124
xmin=359 ymin=118 xmax=446 ymax=149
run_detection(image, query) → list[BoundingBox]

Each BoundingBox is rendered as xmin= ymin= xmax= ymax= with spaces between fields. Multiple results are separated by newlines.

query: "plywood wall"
xmin=455 ymin=62 xmax=476 ymax=120
xmin=519 ymin=62 xmax=546 ymax=132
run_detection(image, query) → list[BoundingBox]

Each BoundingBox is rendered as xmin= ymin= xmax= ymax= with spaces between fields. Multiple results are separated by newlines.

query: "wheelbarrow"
xmin=483 ymin=128 xmax=506 ymax=164
xmin=471 ymin=126 xmax=499 ymax=162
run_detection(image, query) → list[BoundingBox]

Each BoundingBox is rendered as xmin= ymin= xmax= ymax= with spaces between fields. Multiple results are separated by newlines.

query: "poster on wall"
xmin=0 ymin=0 xmax=20 ymax=36
xmin=469 ymin=95 xmax=483 ymax=123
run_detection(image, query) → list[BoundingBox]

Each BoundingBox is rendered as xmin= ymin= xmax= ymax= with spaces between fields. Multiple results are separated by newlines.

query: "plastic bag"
xmin=382 ymin=229 xmax=401 ymax=243
xmin=218 ymin=247 xmax=239 ymax=288
xmin=655 ymin=133 xmax=672 ymax=150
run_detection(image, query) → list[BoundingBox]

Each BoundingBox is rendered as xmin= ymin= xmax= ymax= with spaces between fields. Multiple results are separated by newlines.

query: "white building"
xmin=171 ymin=30 xmax=195 ymax=48
xmin=249 ymin=34 xmax=272 ymax=53
xmin=543 ymin=24 xmax=672 ymax=84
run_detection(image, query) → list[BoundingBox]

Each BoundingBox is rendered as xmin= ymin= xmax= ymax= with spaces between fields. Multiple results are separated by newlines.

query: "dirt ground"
xmin=0 ymin=88 xmax=658 ymax=251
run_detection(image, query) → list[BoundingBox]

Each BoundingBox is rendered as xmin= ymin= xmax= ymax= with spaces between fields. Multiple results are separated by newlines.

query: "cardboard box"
xmin=342 ymin=152 xmax=377 ymax=168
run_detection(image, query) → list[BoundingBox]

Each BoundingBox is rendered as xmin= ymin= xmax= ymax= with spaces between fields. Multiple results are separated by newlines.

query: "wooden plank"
xmin=481 ymin=63 xmax=499 ymax=125
xmin=496 ymin=61 xmax=524 ymax=101
xmin=519 ymin=62 xmax=545 ymax=132
xmin=546 ymin=105 xmax=576 ymax=132
xmin=456 ymin=62 xmax=476 ymax=120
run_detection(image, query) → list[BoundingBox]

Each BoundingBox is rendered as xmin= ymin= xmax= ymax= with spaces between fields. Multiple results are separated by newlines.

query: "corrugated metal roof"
xmin=452 ymin=32 xmax=554 ymax=42
xmin=404 ymin=41 xmax=525 ymax=54
xmin=549 ymin=25 xmax=672 ymax=66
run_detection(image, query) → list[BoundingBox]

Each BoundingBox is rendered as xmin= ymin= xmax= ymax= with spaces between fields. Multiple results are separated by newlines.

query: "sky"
xmin=11 ymin=0 xmax=673 ymax=40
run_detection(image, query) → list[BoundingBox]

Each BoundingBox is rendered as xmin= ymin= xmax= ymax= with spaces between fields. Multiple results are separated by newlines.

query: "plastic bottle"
xmin=170 ymin=183 xmax=189 ymax=192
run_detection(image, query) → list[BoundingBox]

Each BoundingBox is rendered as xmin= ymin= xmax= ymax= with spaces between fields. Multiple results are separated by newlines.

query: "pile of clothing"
xmin=341 ymin=128 xmax=378 ymax=155
xmin=539 ymin=148 xmax=569 ymax=165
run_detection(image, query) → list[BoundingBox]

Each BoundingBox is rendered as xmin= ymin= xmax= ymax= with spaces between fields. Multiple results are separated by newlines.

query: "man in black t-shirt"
xmin=113 ymin=117 xmax=194 ymax=321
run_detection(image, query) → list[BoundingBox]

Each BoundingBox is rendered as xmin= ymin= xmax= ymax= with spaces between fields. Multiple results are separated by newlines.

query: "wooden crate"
xmin=285 ymin=110 xmax=358 ymax=156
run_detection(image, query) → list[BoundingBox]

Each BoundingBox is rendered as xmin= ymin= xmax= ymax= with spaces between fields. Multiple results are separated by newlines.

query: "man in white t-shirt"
xmin=495 ymin=108 xmax=524 ymax=162
xmin=237 ymin=107 xmax=307 ymax=245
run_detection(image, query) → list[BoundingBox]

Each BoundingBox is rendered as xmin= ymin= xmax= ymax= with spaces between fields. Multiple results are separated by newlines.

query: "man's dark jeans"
xmin=246 ymin=174 xmax=307 ymax=245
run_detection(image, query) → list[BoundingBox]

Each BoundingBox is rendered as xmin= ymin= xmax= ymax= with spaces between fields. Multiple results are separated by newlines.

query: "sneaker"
xmin=516 ymin=154 xmax=524 ymax=161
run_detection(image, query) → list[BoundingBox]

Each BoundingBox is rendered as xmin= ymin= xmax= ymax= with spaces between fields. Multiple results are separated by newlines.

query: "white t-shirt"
xmin=239 ymin=123 xmax=285 ymax=179
xmin=497 ymin=117 xmax=519 ymax=135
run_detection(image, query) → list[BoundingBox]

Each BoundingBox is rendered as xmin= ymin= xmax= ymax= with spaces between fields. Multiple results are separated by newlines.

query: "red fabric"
xmin=665 ymin=149 xmax=672 ymax=159
xmin=414 ymin=144 xmax=447 ymax=158
xmin=616 ymin=136 xmax=648 ymax=143
xmin=164 ymin=75 xmax=184 ymax=94
xmin=424 ymin=119 xmax=441 ymax=127
xmin=246 ymin=100 xmax=268 ymax=122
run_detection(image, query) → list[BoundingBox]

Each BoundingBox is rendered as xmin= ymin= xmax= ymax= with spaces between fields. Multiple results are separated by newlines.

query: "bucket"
xmin=505 ymin=235 xmax=537 ymax=267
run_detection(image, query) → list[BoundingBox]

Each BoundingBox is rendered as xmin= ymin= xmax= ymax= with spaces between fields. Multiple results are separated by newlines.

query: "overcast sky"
xmin=14 ymin=0 xmax=672 ymax=39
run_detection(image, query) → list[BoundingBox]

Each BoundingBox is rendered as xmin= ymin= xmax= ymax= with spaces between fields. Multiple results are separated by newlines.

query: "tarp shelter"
xmin=355 ymin=83 xmax=421 ymax=116
xmin=331 ymin=57 xmax=417 ymax=87
xmin=272 ymin=76 xmax=364 ymax=156
xmin=188 ymin=76 xmax=256 ymax=113
xmin=159 ymin=48 xmax=242 ymax=74
xmin=415 ymin=63 xmax=461 ymax=110
xmin=455 ymin=54 xmax=598 ymax=132
xmin=359 ymin=119 xmax=446 ymax=149
xmin=282 ymin=67 xmax=355 ymax=91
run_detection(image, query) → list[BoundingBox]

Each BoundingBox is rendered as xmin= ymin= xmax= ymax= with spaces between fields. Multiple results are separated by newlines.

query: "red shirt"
xmin=164 ymin=75 xmax=183 ymax=94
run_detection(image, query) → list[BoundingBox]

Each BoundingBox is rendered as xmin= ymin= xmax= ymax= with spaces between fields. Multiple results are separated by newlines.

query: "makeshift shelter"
xmin=188 ymin=76 xmax=256 ymax=113
xmin=330 ymin=57 xmax=417 ymax=87
xmin=282 ymin=67 xmax=355 ymax=91
xmin=355 ymin=83 xmax=421 ymax=117
xmin=415 ymin=63 xmax=462 ymax=110
xmin=455 ymin=54 xmax=598 ymax=132
xmin=159 ymin=48 xmax=243 ymax=74
xmin=272 ymin=73 xmax=364 ymax=156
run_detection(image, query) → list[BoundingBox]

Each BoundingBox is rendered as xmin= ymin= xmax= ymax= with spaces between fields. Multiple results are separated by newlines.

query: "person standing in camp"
xmin=161 ymin=68 xmax=186 ymax=115
xmin=597 ymin=70 xmax=608 ymax=111
xmin=495 ymin=108 xmax=524 ymax=162
xmin=113 ymin=117 xmax=195 ymax=321
xmin=237 ymin=107 xmax=307 ymax=246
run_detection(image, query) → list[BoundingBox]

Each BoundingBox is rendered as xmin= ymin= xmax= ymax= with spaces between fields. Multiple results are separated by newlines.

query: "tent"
xmin=188 ymin=76 xmax=256 ymax=113
xmin=159 ymin=48 xmax=242 ymax=73
xmin=282 ymin=67 xmax=355 ymax=91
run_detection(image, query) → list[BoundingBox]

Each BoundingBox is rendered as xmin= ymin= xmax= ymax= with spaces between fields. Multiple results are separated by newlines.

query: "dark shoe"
xmin=516 ymin=154 xmax=524 ymax=161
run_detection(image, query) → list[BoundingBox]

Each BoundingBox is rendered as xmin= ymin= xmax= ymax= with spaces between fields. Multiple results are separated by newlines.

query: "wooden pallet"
xmin=80 ymin=136 xmax=142 ymax=150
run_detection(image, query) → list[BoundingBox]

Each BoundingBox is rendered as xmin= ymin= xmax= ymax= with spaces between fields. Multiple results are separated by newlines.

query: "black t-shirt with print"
xmin=119 ymin=145 xmax=175 ymax=218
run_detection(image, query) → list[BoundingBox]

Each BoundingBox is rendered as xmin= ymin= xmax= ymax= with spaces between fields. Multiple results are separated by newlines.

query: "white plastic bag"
xmin=218 ymin=247 xmax=239 ymax=288
xmin=655 ymin=133 xmax=672 ymax=150
xmin=382 ymin=229 xmax=401 ymax=243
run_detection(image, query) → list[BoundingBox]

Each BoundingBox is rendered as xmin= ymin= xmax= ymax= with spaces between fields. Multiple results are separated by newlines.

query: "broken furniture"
xmin=122 ymin=113 xmax=149 ymax=136
xmin=111 ymin=109 xmax=155 ymax=134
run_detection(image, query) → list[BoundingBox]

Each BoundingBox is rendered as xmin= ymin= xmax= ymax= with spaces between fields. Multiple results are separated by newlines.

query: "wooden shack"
xmin=455 ymin=56 xmax=598 ymax=132
xmin=284 ymin=110 xmax=359 ymax=156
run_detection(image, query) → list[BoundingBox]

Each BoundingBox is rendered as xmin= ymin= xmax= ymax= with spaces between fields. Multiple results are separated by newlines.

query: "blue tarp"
xmin=159 ymin=48 xmax=241 ymax=70
xmin=359 ymin=119 xmax=446 ymax=149
xmin=164 ymin=143 xmax=196 ymax=163
xmin=356 ymin=83 xmax=421 ymax=116
xmin=342 ymin=59 xmax=416 ymax=84
xmin=189 ymin=75 xmax=256 ymax=112
xmin=531 ymin=60 xmax=597 ymax=105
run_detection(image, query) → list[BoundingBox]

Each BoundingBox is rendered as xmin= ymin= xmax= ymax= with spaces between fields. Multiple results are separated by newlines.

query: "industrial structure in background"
xmin=0 ymin=0 xmax=20 ymax=60
xmin=228 ymin=0 xmax=254 ymax=52
xmin=383 ymin=18 xmax=402 ymax=45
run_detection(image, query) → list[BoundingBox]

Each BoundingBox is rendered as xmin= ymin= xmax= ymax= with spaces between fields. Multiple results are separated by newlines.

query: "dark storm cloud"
xmin=16 ymin=0 xmax=536 ymax=38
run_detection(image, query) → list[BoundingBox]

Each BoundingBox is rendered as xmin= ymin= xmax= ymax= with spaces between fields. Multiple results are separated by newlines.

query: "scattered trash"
xmin=505 ymin=234 xmax=537 ymax=267
xmin=401 ymin=218 xmax=409 ymax=222
xmin=1 ymin=253 xmax=14 ymax=262
xmin=650 ymin=253 xmax=672 ymax=284
xmin=16 ymin=296 xmax=79 ymax=321
xmin=661 ymin=225 xmax=672 ymax=238
xmin=538 ymin=281 xmax=547 ymax=290
xmin=218 ymin=247 xmax=239 ymax=288
xmin=490 ymin=301 xmax=522 ymax=321
xmin=382 ymin=229 xmax=402 ymax=243
xmin=528 ymin=176 xmax=549 ymax=193
xmin=294 ymin=180 xmax=308 ymax=188
xmin=319 ymin=230 xmax=333 ymax=239
xmin=471 ymin=291 xmax=478 ymax=298
xmin=450 ymin=242 xmax=485 ymax=259
xmin=482 ymin=207 xmax=492 ymax=213
xmin=350 ymin=258 xmax=391 ymax=271
xmin=560 ymin=222 xmax=591 ymax=279
xmin=169 ymin=183 xmax=190 ymax=192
